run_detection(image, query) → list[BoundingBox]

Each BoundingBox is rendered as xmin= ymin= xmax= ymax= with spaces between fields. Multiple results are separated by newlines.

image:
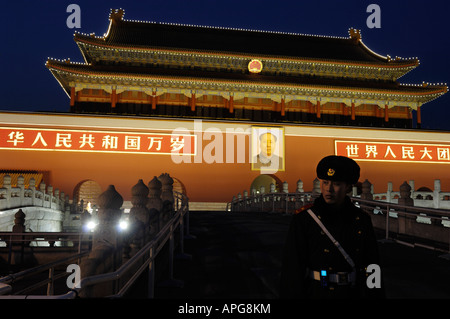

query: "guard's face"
xmin=320 ymin=179 xmax=352 ymax=206
xmin=260 ymin=133 xmax=276 ymax=157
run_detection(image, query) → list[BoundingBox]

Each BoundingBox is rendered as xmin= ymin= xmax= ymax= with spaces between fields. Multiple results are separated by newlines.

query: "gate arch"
xmin=73 ymin=180 xmax=102 ymax=211
xmin=172 ymin=177 xmax=187 ymax=195
xmin=250 ymin=174 xmax=283 ymax=194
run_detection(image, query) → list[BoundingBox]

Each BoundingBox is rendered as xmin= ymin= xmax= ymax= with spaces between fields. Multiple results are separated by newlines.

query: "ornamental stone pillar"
xmin=433 ymin=179 xmax=441 ymax=209
xmin=12 ymin=209 xmax=26 ymax=233
xmin=282 ymin=181 xmax=289 ymax=193
xmin=128 ymin=179 xmax=150 ymax=254
xmin=398 ymin=181 xmax=413 ymax=235
xmin=159 ymin=173 xmax=174 ymax=204
xmin=312 ymin=178 xmax=321 ymax=194
xmin=94 ymin=185 xmax=124 ymax=249
xmin=398 ymin=181 xmax=414 ymax=207
xmin=17 ymin=176 xmax=25 ymax=207
xmin=387 ymin=182 xmax=393 ymax=203
xmin=361 ymin=179 xmax=373 ymax=200
xmin=80 ymin=185 xmax=124 ymax=298
xmin=270 ymin=183 xmax=276 ymax=193
xmin=158 ymin=173 xmax=174 ymax=227
xmin=147 ymin=176 xmax=162 ymax=212
xmin=147 ymin=176 xmax=162 ymax=235
xmin=296 ymin=179 xmax=304 ymax=193
xmin=130 ymin=179 xmax=150 ymax=226
xmin=3 ymin=175 xmax=11 ymax=209
xmin=11 ymin=209 xmax=26 ymax=265
xmin=29 ymin=178 xmax=36 ymax=206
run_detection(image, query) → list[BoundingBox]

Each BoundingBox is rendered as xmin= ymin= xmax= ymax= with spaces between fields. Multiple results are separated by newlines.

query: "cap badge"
xmin=327 ymin=168 xmax=335 ymax=177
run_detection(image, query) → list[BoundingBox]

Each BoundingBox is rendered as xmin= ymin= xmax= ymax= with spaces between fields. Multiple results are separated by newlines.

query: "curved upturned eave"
xmin=74 ymin=33 xmax=419 ymax=73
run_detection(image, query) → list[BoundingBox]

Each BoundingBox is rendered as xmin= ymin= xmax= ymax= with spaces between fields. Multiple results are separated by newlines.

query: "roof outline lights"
xmin=348 ymin=27 xmax=418 ymax=65
xmin=104 ymin=7 xmax=348 ymax=40
xmin=104 ymin=8 xmax=125 ymax=39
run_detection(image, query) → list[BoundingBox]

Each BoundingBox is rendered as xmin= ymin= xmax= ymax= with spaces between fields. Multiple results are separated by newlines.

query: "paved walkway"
xmin=155 ymin=211 xmax=450 ymax=299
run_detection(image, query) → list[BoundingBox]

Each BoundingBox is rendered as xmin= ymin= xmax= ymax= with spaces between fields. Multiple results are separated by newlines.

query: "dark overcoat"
xmin=280 ymin=195 xmax=384 ymax=298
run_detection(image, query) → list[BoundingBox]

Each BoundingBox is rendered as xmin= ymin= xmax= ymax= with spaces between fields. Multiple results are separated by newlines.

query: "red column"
xmin=111 ymin=89 xmax=117 ymax=108
xmin=316 ymin=100 xmax=321 ymax=119
xmin=417 ymin=106 xmax=422 ymax=127
xmin=151 ymin=92 xmax=157 ymax=110
xmin=190 ymin=93 xmax=196 ymax=112
xmin=229 ymin=96 xmax=234 ymax=113
xmin=281 ymin=98 xmax=286 ymax=116
xmin=351 ymin=102 xmax=356 ymax=120
xmin=384 ymin=105 xmax=389 ymax=122
xmin=70 ymin=87 xmax=76 ymax=107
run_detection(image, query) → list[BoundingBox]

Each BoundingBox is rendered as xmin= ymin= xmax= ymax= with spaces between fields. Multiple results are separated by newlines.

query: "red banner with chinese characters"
xmin=335 ymin=140 xmax=450 ymax=164
xmin=0 ymin=127 xmax=196 ymax=155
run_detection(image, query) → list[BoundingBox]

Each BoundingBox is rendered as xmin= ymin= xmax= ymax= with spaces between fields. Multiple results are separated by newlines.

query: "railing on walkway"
xmin=0 ymin=251 xmax=90 ymax=296
xmin=227 ymin=192 xmax=318 ymax=213
xmin=0 ymin=190 xmax=190 ymax=298
xmin=228 ymin=192 xmax=450 ymax=255
xmin=351 ymin=197 xmax=450 ymax=255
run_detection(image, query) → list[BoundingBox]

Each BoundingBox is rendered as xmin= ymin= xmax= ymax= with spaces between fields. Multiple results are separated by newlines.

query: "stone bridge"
xmin=0 ymin=175 xmax=70 ymax=233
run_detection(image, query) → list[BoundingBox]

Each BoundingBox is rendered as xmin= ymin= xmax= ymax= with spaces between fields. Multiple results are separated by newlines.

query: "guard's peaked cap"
xmin=316 ymin=155 xmax=360 ymax=184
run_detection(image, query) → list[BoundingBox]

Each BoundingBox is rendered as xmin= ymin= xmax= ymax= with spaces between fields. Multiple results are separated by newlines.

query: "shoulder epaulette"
xmin=294 ymin=203 xmax=313 ymax=214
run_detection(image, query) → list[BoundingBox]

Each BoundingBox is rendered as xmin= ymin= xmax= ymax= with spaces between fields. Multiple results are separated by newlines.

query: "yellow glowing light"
xmin=248 ymin=59 xmax=263 ymax=73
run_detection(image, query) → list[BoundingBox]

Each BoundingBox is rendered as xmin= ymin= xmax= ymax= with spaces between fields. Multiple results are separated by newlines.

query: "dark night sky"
xmin=1 ymin=0 xmax=449 ymax=130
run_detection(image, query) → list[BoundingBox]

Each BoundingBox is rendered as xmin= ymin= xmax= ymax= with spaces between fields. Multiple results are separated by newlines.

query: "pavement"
xmin=155 ymin=210 xmax=450 ymax=300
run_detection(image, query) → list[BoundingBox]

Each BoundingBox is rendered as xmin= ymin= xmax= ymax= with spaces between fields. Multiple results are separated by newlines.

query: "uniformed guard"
xmin=280 ymin=155 xmax=384 ymax=298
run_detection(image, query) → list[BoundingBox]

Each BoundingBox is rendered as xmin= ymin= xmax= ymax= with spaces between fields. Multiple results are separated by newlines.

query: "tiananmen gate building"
xmin=1 ymin=9 xmax=449 ymax=210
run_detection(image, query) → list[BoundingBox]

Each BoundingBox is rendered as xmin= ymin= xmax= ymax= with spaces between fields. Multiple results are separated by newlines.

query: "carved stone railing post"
xmin=296 ymin=179 xmax=304 ymax=193
xmin=80 ymin=185 xmax=123 ymax=298
xmin=434 ymin=179 xmax=441 ymax=209
xmin=282 ymin=181 xmax=289 ymax=193
xmin=269 ymin=183 xmax=275 ymax=193
xmin=4 ymin=175 xmax=11 ymax=209
xmin=361 ymin=179 xmax=373 ymax=200
xmin=387 ymin=182 xmax=393 ymax=203
xmin=158 ymin=173 xmax=174 ymax=227
xmin=159 ymin=173 xmax=174 ymax=203
xmin=398 ymin=181 xmax=414 ymax=207
xmin=398 ymin=181 xmax=413 ymax=235
xmin=94 ymin=185 xmax=124 ymax=248
xmin=128 ymin=179 xmax=150 ymax=255
xmin=10 ymin=209 xmax=26 ymax=265
xmin=260 ymin=186 xmax=265 ymax=194
xmin=147 ymin=176 xmax=162 ymax=235
xmin=39 ymin=182 xmax=46 ymax=207
xmin=48 ymin=185 xmax=54 ymax=209
xmin=17 ymin=176 xmax=25 ymax=207
xmin=312 ymin=178 xmax=321 ymax=194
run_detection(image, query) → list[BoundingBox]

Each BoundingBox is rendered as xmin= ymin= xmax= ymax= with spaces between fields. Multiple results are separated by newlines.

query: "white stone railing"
xmin=370 ymin=180 xmax=450 ymax=210
xmin=232 ymin=178 xmax=450 ymax=210
xmin=0 ymin=175 xmax=68 ymax=212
